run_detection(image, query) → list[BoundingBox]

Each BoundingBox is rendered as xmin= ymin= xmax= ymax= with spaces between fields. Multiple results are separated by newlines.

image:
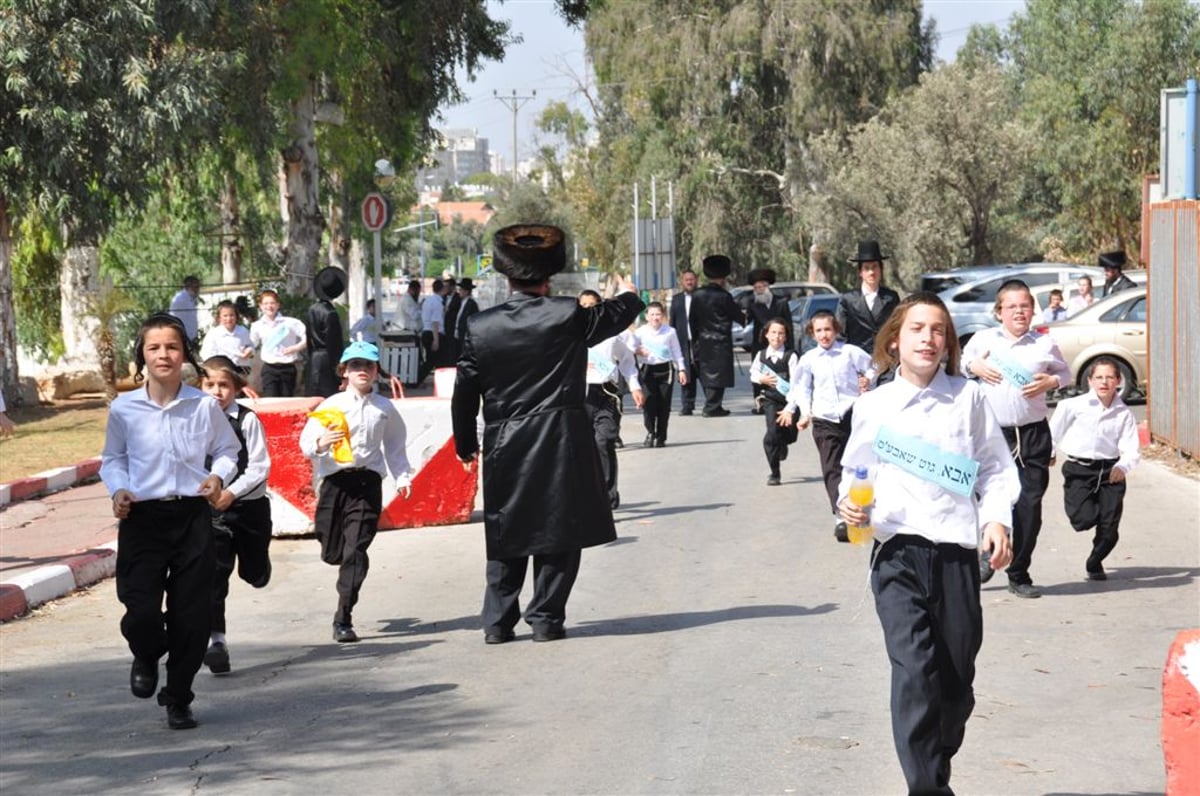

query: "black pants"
xmin=1002 ymin=420 xmax=1052 ymax=586
xmin=811 ymin=410 xmax=853 ymax=514
xmin=308 ymin=351 xmax=339 ymax=398
xmin=763 ymin=399 xmax=798 ymax=476
xmin=315 ymin=469 xmax=382 ymax=624
xmin=680 ymin=360 xmax=698 ymax=412
xmin=116 ymin=497 xmax=214 ymax=708
xmin=640 ymin=363 xmax=674 ymax=443
xmin=482 ymin=550 xmax=582 ymax=635
xmin=872 ymin=535 xmax=982 ymax=796
xmin=1062 ymin=458 xmax=1125 ymax=571
xmin=210 ymin=496 xmax=273 ymax=634
xmin=585 ymin=384 xmax=621 ymax=508
xmin=261 ymin=362 xmax=297 ymax=397
xmin=420 ymin=331 xmax=440 ymax=381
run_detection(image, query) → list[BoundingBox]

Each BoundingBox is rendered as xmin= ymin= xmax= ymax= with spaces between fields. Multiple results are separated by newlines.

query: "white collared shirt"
xmin=250 ymin=314 xmax=307 ymax=364
xmin=169 ymin=289 xmax=200 ymax=341
xmin=225 ymin=404 xmax=271 ymax=501
xmin=861 ymin=286 xmax=878 ymax=311
xmin=298 ymin=388 xmax=413 ymax=486
xmin=400 ymin=294 xmax=423 ymax=333
xmin=1049 ymin=390 xmax=1140 ymax=475
xmin=100 ymin=384 xmax=240 ymax=500
xmin=787 ymin=341 xmax=873 ymax=421
xmin=200 ymin=324 xmax=254 ymax=367
xmin=349 ymin=314 xmax=378 ymax=344
xmin=839 ymin=370 xmax=1019 ymax=547
xmin=421 ymin=294 xmax=444 ymax=332
xmin=962 ymin=327 xmax=1070 ymax=427
xmin=586 ymin=331 xmax=640 ymax=389
xmin=633 ymin=324 xmax=684 ymax=367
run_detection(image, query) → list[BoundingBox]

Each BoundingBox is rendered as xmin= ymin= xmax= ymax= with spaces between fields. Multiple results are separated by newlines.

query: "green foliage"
xmin=11 ymin=212 xmax=64 ymax=361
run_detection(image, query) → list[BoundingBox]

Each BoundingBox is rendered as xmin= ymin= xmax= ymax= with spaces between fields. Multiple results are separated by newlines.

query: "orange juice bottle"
xmin=847 ymin=466 xmax=874 ymax=546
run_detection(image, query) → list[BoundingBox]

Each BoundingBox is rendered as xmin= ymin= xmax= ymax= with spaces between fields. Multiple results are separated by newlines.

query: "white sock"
xmin=210 ymin=632 xmax=227 ymax=645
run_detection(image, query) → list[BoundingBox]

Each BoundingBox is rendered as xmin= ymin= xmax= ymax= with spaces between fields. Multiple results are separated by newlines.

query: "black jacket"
xmin=305 ymin=300 xmax=344 ymax=397
xmin=835 ymin=287 xmax=900 ymax=355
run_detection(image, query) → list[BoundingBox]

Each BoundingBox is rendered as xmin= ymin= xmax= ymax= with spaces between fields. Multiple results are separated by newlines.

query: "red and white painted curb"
xmin=0 ymin=542 xmax=118 ymax=622
xmin=0 ymin=457 xmax=102 ymax=508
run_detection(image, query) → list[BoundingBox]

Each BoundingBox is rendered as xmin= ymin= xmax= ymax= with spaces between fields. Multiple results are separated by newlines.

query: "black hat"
xmin=849 ymin=240 xmax=889 ymax=263
xmin=747 ymin=268 xmax=776 ymax=285
xmin=1099 ymin=250 xmax=1126 ymax=270
xmin=458 ymin=278 xmax=475 ymax=291
xmin=313 ymin=267 xmax=347 ymax=301
xmin=702 ymin=254 xmax=732 ymax=279
xmin=493 ymin=224 xmax=566 ymax=281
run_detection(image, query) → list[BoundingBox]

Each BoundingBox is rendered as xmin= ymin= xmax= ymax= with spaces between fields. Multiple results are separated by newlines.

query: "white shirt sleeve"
xmin=227 ymin=411 xmax=272 ymax=499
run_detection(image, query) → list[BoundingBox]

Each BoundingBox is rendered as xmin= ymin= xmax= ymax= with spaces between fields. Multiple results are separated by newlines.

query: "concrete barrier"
xmin=1163 ymin=628 xmax=1200 ymax=795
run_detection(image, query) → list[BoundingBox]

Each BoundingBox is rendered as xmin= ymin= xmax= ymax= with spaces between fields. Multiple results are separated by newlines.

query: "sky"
xmin=436 ymin=0 xmax=1029 ymax=167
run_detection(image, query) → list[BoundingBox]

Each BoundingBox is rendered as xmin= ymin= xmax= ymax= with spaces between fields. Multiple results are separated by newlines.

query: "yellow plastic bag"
xmin=308 ymin=408 xmax=354 ymax=464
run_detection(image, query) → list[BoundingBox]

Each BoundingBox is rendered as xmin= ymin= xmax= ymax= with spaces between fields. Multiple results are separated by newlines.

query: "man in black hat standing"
xmin=690 ymin=255 xmax=740 ymax=417
xmin=835 ymin=240 xmax=900 ymax=356
xmin=306 ymin=267 xmax=347 ymax=397
xmin=451 ymin=225 xmax=644 ymax=644
xmin=1100 ymin=250 xmax=1136 ymax=297
xmin=448 ymin=277 xmax=479 ymax=361
xmin=669 ymin=269 xmax=698 ymax=414
xmin=740 ymin=268 xmax=791 ymax=413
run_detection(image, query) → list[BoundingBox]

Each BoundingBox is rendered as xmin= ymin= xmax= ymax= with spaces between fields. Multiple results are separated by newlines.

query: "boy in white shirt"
xmin=1048 ymin=357 xmax=1140 ymax=580
xmin=249 ymin=290 xmax=307 ymax=397
xmin=200 ymin=300 xmax=255 ymax=372
xmin=633 ymin=301 xmax=686 ymax=448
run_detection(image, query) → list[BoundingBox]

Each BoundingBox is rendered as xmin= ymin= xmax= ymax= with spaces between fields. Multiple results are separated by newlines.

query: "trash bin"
xmin=379 ymin=331 xmax=420 ymax=386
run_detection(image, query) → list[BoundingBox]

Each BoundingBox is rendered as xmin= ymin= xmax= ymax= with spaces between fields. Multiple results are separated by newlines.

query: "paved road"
xmin=1 ymin=370 xmax=1197 ymax=795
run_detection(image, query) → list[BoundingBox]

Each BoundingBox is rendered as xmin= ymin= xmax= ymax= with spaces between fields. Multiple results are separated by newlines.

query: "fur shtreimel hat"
xmin=493 ymin=224 xmax=567 ymax=281
xmin=747 ymin=268 xmax=776 ymax=285
xmin=313 ymin=267 xmax=348 ymax=302
xmin=1099 ymin=250 xmax=1127 ymax=270
xmin=702 ymin=254 xmax=732 ymax=279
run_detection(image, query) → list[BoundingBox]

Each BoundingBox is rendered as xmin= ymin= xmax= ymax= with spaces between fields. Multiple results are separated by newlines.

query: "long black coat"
xmin=835 ymin=287 xmax=900 ymax=356
xmin=451 ymin=291 xmax=644 ymax=559
xmin=689 ymin=283 xmax=739 ymax=388
xmin=305 ymin=299 xmax=345 ymax=397
xmin=669 ymin=290 xmax=693 ymax=374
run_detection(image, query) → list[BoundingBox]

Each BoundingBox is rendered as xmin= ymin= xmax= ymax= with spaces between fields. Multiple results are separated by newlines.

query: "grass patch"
xmin=0 ymin=395 xmax=109 ymax=482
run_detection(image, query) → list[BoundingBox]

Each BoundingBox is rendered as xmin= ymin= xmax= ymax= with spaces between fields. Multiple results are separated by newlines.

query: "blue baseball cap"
xmin=340 ymin=340 xmax=380 ymax=364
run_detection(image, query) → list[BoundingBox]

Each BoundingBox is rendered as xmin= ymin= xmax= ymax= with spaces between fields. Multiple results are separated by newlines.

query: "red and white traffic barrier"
xmin=1163 ymin=629 xmax=1200 ymax=795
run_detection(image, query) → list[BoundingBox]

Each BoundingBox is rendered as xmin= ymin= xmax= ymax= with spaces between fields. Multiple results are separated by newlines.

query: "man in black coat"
xmin=689 ymin=254 xmax=740 ymax=417
xmin=451 ymin=224 xmax=644 ymax=645
xmin=1099 ymin=250 xmax=1136 ymax=297
xmin=668 ymin=269 xmax=698 ymax=414
xmin=305 ymin=267 xmax=347 ymax=397
xmin=450 ymin=277 xmax=479 ymax=361
xmin=740 ymin=267 xmax=792 ymax=413
xmin=835 ymin=240 xmax=901 ymax=357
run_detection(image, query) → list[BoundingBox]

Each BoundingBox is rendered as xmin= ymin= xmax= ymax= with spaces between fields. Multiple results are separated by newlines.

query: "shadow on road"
xmin=574 ymin=602 xmax=838 ymax=637
xmin=613 ymin=501 xmax=735 ymax=522
xmin=1034 ymin=565 xmax=1197 ymax=596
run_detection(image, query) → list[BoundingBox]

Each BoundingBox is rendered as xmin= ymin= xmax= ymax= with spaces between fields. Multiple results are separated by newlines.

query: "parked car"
xmin=731 ymin=281 xmax=836 ymax=351
xmin=937 ymin=264 xmax=1105 ymax=344
xmin=920 ymin=265 xmax=1011 ymax=294
xmin=1037 ymin=286 xmax=1147 ymax=403
xmin=789 ymin=294 xmax=842 ymax=354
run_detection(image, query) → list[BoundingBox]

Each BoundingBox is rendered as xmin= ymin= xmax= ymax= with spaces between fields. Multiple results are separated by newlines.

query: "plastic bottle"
xmin=846 ymin=466 xmax=874 ymax=546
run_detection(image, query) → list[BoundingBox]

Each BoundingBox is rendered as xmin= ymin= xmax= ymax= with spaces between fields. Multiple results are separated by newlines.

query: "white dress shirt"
xmin=169 ymin=289 xmax=200 ymax=342
xmin=349 ymin=314 xmax=378 ymax=344
xmin=962 ymin=327 xmax=1070 ymax=427
xmin=421 ymin=294 xmax=444 ymax=333
xmin=298 ymin=389 xmax=413 ymax=486
xmin=786 ymin=341 xmax=873 ymax=421
xmin=587 ymin=331 xmax=640 ymax=389
xmin=226 ymin=404 xmax=271 ymax=501
xmin=633 ymin=324 xmax=685 ymax=367
xmin=200 ymin=323 xmax=254 ymax=367
xmin=839 ymin=370 xmax=1020 ymax=548
xmin=250 ymin=314 xmax=307 ymax=364
xmin=400 ymin=294 xmax=423 ymax=333
xmin=100 ymin=385 xmax=240 ymax=500
xmin=1049 ymin=391 xmax=1140 ymax=475
xmin=861 ymin=286 xmax=879 ymax=312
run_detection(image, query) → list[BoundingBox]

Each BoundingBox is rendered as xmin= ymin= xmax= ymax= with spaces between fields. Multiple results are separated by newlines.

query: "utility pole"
xmin=494 ymin=89 xmax=536 ymax=186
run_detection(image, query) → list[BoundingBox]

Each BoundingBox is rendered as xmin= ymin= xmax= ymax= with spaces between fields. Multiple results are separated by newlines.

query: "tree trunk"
xmin=59 ymin=227 xmax=101 ymax=368
xmin=280 ymin=81 xmax=325 ymax=296
xmin=327 ymin=168 xmax=350 ymax=270
xmin=220 ymin=170 xmax=242 ymax=285
xmin=0 ymin=195 xmax=18 ymax=406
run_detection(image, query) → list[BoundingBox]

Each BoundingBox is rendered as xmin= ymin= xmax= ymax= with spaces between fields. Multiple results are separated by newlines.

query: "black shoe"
xmin=1008 ymin=582 xmax=1042 ymax=599
xmin=644 ymin=434 xmax=655 ymax=448
xmin=130 ymin=658 xmax=158 ymax=699
xmin=766 ymin=474 xmax=781 ymax=486
xmin=531 ymin=627 xmax=566 ymax=643
xmin=834 ymin=522 xmax=849 ymax=543
xmin=702 ymin=407 xmax=730 ymax=417
xmin=614 ymin=437 xmax=624 ymax=449
xmin=333 ymin=623 xmax=359 ymax=643
xmin=610 ymin=491 xmax=620 ymax=510
xmin=166 ymin=704 xmax=198 ymax=730
xmin=1086 ymin=567 xmax=1107 ymax=581
xmin=655 ymin=438 xmax=666 ymax=448
xmin=680 ymin=408 xmax=693 ymax=416
xmin=979 ymin=550 xmax=995 ymax=584
xmin=249 ymin=561 xmax=272 ymax=589
xmin=484 ymin=629 xmax=515 ymax=645
xmin=203 ymin=642 xmax=231 ymax=675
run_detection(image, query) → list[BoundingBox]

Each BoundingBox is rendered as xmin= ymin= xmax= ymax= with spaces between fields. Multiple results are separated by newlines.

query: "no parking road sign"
xmin=361 ymin=192 xmax=393 ymax=232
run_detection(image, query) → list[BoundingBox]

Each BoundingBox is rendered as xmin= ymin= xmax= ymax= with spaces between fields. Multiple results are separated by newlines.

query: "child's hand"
xmin=969 ymin=353 xmax=1003 ymax=385
xmin=198 ymin=475 xmax=223 ymax=500
xmin=775 ymin=411 xmax=794 ymax=428
xmin=838 ymin=497 xmax=870 ymax=528
xmin=678 ymin=371 xmax=688 ymax=386
xmin=857 ymin=374 xmax=869 ymax=394
xmin=980 ymin=522 xmax=1012 ymax=571
xmin=1109 ymin=468 xmax=1126 ymax=483
xmin=796 ymin=414 xmax=811 ymax=431
xmin=112 ymin=489 xmax=134 ymax=519
xmin=631 ymin=388 xmax=645 ymax=409
xmin=321 ymin=428 xmax=346 ymax=450
xmin=211 ymin=489 xmax=235 ymax=512
xmin=397 ymin=484 xmax=412 ymax=500
xmin=761 ymin=372 xmax=777 ymax=386
xmin=1022 ymin=372 xmax=1059 ymax=398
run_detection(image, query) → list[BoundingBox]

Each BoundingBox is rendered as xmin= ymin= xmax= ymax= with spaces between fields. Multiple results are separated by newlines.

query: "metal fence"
xmin=1148 ymin=201 xmax=1200 ymax=458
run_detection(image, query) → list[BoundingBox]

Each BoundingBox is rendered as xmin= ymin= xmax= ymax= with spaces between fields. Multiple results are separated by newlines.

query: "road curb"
xmin=0 ymin=542 xmax=117 ymax=622
xmin=0 ymin=457 xmax=103 ymax=508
